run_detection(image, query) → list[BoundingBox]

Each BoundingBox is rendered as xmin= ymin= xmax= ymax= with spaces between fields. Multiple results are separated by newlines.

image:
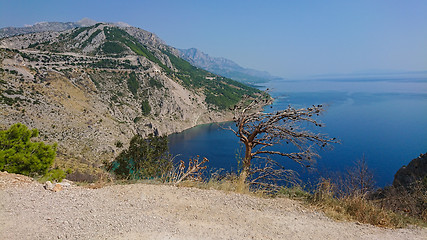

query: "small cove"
xmin=169 ymin=77 xmax=427 ymax=187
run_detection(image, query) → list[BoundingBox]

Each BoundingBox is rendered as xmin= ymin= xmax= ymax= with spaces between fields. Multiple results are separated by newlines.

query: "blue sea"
xmin=169 ymin=77 xmax=427 ymax=187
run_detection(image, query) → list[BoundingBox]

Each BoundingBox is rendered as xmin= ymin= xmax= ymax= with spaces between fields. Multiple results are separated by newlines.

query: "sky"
xmin=1 ymin=0 xmax=426 ymax=79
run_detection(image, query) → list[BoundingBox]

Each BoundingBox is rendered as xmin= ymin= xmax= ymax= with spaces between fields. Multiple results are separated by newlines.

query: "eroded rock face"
xmin=393 ymin=153 xmax=427 ymax=189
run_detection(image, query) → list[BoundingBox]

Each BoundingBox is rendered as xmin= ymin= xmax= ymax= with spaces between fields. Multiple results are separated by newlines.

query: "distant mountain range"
xmin=179 ymin=48 xmax=281 ymax=84
xmin=0 ymin=18 xmax=280 ymax=84
xmin=0 ymin=18 xmax=132 ymax=39
xmin=0 ymin=18 xmax=96 ymax=38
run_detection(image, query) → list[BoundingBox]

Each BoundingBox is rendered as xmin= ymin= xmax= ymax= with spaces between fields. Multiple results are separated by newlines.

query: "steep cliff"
xmin=393 ymin=153 xmax=427 ymax=190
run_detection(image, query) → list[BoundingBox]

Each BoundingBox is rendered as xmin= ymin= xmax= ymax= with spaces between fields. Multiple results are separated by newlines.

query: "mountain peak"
xmin=113 ymin=21 xmax=131 ymax=27
xmin=179 ymin=48 xmax=278 ymax=84
xmin=76 ymin=18 xmax=98 ymax=27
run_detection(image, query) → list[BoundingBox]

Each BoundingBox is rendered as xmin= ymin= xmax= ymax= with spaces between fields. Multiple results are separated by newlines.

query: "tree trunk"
xmin=239 ymin=143 xmax=252 ymax=185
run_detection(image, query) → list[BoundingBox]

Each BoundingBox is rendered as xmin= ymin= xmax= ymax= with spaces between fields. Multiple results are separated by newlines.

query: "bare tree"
xmin=346 ymin=156 xmax=375 ymax=196
xmin=229 ymin=94 xmax=337 ymax=187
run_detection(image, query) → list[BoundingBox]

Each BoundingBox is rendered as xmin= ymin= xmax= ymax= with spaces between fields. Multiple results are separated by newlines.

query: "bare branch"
xmin=172 ymin=157 xmax=209 ymax=185
xmin=229 ymin=92 xmax=338 ymax=187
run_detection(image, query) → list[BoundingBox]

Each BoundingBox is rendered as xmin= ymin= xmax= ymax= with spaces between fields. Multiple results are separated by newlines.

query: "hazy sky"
xmin=1 ymin=0 xmax=426 ymax=78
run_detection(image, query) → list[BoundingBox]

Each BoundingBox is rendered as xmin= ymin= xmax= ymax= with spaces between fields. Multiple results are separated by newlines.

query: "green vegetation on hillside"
xmin=163 ymin=50 xmax=260 ymax=109
xmin=149 ymin=77 xmax=163 ymax=89
xmin=103 ymin=27 xmax=167 ymax=68
xmin=100 ymin=41 xmax=127 ymax=54
xmin=127 ymin=71 xmax=139 ymax=96
xmin=141 ymin=100 xmax=151 ymax=115
xmin=68 ymin=23 xmax=102 ymax=39
xmin=11 ymin=24 xmax=262 ymax=110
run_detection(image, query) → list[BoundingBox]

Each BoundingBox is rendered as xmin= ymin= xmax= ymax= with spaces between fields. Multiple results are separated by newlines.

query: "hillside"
xmin=1 ymin=172 xmax=426 ymax=240
xmin=0 ymin=23 xmax=260 ymax=176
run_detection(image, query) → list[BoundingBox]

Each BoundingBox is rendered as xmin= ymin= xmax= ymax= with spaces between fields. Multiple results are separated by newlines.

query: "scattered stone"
xmin=44 ymin=181 xmax=54 ymax=190
xmin=52 ymin=183 xmax=63 ymax=192
xmin=0 ymin=171 xmax=35 ymax=189
xmin=58 ymin=182 xmax=71 ymax=189
xmin=44 ymin=181 xmax=67 ymax=192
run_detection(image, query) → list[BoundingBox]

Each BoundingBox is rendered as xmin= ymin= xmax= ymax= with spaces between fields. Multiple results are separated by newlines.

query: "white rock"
xmin=44 ymin=181 xmax=54 ymax=190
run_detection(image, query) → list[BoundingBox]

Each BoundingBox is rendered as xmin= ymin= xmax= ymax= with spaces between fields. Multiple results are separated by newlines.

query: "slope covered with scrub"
xmin=0 ymin=23 xmax=260 ymax=175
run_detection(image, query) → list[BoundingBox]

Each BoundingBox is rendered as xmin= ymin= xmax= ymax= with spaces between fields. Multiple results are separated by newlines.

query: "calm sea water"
xmin=169 ymin=77 xmax=427 ymax=187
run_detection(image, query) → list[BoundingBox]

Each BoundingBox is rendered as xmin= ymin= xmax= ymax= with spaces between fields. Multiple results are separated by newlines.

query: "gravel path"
xmin=0 ymin=172 xmax=426 ymax=240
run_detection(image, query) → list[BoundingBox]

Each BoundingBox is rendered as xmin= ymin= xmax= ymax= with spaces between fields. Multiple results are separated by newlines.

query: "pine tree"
xmin=0 ymin=123 xmax=57 ymax=176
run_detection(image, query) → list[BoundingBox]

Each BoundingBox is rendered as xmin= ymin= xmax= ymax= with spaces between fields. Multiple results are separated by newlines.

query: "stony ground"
xmin=0 ymin=172 xmax=426 ymax=240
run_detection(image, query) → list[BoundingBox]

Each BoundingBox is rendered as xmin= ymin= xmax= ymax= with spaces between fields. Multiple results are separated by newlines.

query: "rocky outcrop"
xmin=367 ymin=153 xmax=427 ymax=220
xmin=393 ymin=153 xmax=427 ymax=190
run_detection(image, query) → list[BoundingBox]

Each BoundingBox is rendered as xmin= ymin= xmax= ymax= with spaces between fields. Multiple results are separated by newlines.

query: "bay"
xmin=169 ymin=77 xmax=427 ymax=187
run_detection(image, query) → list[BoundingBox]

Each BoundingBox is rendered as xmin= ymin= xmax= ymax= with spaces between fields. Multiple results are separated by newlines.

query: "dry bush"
xmin=165 ymin=156 xmax=209 ymax=185
xmin=208 ymin=171 xmax=250 ymax=194
xmin=339 ymin=196 xmax=406 ymax=227
xmin=345 ymin=157 xmax=375 ymax=197
xmin=84 ymin=171 xmax=113 ymax=189
xmin=310 ymin=178 xmax=409 ymax=228
xmin=177 ymin=170 xmax=257 ymax=195
xmin=370 ymin=181 xmax=427 ymax=222
xmin=277 ymin=184 xmax=311 ymax=200
xmin=67 ymin=170 xmax=99 ymax=182
xmin=313 ymin=178 xmax=336 ymax=202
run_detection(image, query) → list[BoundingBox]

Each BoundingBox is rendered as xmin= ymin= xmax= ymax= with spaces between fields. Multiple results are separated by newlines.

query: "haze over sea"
xmin=169 ymin=76 xmax=427 ymax=187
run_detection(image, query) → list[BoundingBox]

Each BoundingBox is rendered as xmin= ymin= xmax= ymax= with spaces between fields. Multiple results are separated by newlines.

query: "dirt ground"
xmin=0 ymin=172 xmax=426 ymax=240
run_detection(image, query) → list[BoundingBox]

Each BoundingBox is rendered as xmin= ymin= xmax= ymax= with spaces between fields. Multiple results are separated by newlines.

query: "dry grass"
xmin=175 ymin=172 xmax=271 ymax=198
xmin=178 ymin=173 xmax=250 ymax=194
xmin=307 ymin=178 xmax=426 ymax=228
xmin=370 ymin=181 xmax=427 ymax=223
xmin=312 ymin=195 xmax=407 ymax=228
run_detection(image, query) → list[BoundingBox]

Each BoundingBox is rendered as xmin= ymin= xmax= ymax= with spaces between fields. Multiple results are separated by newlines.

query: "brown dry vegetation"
xmin=307 ymin=178 xmax=417 ymax=228
xmin=369 ymin=181 xmax=427 ymax=222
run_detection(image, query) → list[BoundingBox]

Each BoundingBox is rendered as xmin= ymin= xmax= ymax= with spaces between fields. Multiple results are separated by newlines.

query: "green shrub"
xmin=0 ymin=123 xmax=57 ymax=176
xmin=106 ymin=134 xmax=172 ymax=180
xmin=149 ymin=78 xmax=163 ymax=89
xmin=101 ymin=41 xmax=127 ymax=54
xmin=40 ymin=168 xmax=66 ymax=182
xmin=141 ymin=100 xmax=151 ymax=115
xmin=115 ymin=140 xmax=123 ymax=148
xmin=127 ymin=72 xmax=139 ymax=96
